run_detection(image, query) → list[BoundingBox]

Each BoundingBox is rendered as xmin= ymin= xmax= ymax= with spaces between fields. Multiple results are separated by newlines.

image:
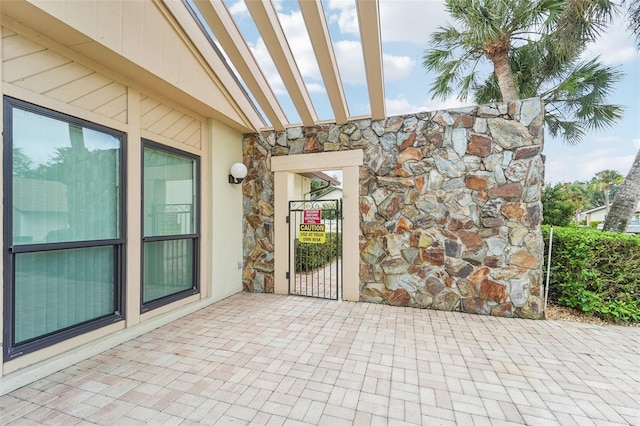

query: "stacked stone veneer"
xmin=242 ymin=98 xmax=546 ymax=319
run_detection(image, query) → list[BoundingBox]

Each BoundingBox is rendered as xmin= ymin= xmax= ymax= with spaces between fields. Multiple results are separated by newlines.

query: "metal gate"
xmin=288 ymin=199 xmax=342 ymax=300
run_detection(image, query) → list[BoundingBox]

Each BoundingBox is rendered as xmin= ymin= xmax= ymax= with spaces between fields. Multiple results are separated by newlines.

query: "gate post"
xmin=273 ymin=171 xmax=293 ymax=295
xmin=342 ymin=164 xmax=360 ymax=301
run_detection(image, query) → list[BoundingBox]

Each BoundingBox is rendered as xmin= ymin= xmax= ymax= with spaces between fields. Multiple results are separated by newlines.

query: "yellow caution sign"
xmin=299 ymin=224 xmax=326 ymax=244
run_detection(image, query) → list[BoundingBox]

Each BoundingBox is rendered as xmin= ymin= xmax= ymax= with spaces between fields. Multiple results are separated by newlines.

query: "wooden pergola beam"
xmin=245 ymin=0 xmax=318 ymax=127
xmin=355 ymin=0 xmax=386 ymax=121
xmin=162 ymin=0 xmax=266 ymax=132
xmin=193 ymin=0 xmax=288 ymax=131
xmin=298 ymin=0 xmax=349 ymax=125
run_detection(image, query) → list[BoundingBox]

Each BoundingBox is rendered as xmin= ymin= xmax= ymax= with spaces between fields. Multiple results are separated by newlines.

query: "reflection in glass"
xmin=12 ymin=108 xmax=120 ymax=244
xmin=142 ymin=145 xmax=197 ymax=305
xmin=143 ymin=240 xmax=193 ymax=303
xmin=14 ymin=246 xmax=115 ymax=344
xmin=143 ymin=147 xmax=196 ymax=237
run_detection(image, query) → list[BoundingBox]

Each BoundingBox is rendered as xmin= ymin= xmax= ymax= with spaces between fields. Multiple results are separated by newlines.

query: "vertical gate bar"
xmin=338 ymin=199 xmax=342 ymax=300
xmin=323 ymin=222 xmax=327 ymax=299
xmin=336 ymin=202 xmax=339 ymax=300
xmin=300 ymin=205 xmax=303 ymax=296
xmin=295 ymin=205 xmax=298 ymax=295
xmin=331 ymin=206 xmax=335 ymax=299
xmin=321 ymin=205 xmax=324 ymax=299
xmin=289 ymin=201 xmax=292 ymax=295
xmin=304 ymin=203 xmax=309 ymax=297
xmin=325 ymin=206 xmax=336 ymax=299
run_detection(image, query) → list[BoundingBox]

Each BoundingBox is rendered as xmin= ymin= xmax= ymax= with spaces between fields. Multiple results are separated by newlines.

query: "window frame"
xmin=140 ymin=140 xmax=200 ymax=312
xmin=2 ymin=96 xmax=126 ymax=361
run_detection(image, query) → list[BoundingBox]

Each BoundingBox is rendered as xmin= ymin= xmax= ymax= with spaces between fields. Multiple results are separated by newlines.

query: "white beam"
xmin=356 ymin=0 xmax=386 ymax=121
xmin=298 ymin=0 xmax=348 ymax=125
xmin=162 ymin=0 xmax=266 ymax=132
xmin=193 ymin=0 xmax=288 ymax=131
xmin=245 ymin=0 xmax=318 ymax=127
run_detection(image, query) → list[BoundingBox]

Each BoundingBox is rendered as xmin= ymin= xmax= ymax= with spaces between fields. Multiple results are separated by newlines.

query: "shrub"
xmin=589 ymin=220 xmax=602 ymax=228
xmin=542 ymin=225 xmax=640 ymax=322
xmin=295 ymin=232 xmax=342 ymax=272
xmin=541 ymin=183 xmax=585 ymax=227
xmin=320 ymin=204 xmax=339 ymax=221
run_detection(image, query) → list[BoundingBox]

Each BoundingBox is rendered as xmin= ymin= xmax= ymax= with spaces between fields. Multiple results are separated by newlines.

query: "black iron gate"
xmin=288 ymin=199 xmax=342 ymax=300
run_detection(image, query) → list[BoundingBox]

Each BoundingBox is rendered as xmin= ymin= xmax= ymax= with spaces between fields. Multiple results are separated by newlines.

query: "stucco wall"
xmin=242 ymin=99 xmax=546 ymax=319
xmin=1 ymin=18 xmax=245 ymax=390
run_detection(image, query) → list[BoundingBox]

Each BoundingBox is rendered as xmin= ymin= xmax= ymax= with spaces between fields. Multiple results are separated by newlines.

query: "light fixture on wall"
xmin=228 ymin=162 xmax=248 ymax=184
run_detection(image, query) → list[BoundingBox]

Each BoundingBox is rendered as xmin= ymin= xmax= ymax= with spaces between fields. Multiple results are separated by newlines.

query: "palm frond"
xmin=423 ymin=0 xmax=625 ymax=143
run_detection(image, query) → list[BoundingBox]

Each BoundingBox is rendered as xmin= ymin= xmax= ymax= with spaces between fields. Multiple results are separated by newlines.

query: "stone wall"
xmin=242 ymin=98 xmax=546 ymax=319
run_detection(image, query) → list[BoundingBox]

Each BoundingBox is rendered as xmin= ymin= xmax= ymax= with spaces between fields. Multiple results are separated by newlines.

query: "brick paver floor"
xmin=1 ymin=292 xmax=639 ymax=425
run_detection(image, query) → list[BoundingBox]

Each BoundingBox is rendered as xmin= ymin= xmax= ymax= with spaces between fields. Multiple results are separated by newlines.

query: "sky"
xmin=220 ymin=0 xmax=639 ymax=185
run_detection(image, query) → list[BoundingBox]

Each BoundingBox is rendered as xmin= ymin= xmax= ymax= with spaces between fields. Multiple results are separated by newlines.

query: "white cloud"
xmin=278 ymin=11 xmax=322 ymax=80
xmin=385 ymin=95 xmax=471 ymax=116
xmin=592 ymin=135 xmax=621 ymax=143
xmin=383 ymin=54 xmax=414 ymax=81
xmin=337 ymin=6 xmax=359 ymax=35
xmin=583 ymin=17 xmax=639 ymax=65
xmin=249 ymin=39 xmax=286 ymax=94
xmin=633 ymin=138 xmax=640 ymax=149
xmin=423 ymin=96 xmax=473 ymax=112
xmin=334 ymin=40 xmax=365 ymax=84
xmin=325 ymin=0 xmax=359 ymax=35
xmin=226 ymin=0 xmax=248 ymax=16
xmin=379 ymin=0 xmax=448 ymax=45
xmin=244 ymin=9 xmax=326 ymax=95
xmin=334 ymin=43 xmax=415 ymax=86
xmin=306 ymin=82 xmax=326 ymax=93
xmin=386 ymin=97 xmax=418 ymax=115
xmin=545 ymin=148 xmax=635 ymax=183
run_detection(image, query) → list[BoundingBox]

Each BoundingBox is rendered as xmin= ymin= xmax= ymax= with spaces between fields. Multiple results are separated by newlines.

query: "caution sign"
xmin=299 ymin=223 xmax=326 ymax=244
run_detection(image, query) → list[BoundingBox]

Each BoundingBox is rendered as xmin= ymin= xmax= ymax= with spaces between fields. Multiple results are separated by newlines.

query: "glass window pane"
xmin=143 ymin=239 xmax=193 ymax=303
xmin=12 ymin=108 xmax=121 ymax=244
xmin=143 ymin=147 xmax=196 ymax=237
xmin=14 ymin=246 xmax=116 ymax=344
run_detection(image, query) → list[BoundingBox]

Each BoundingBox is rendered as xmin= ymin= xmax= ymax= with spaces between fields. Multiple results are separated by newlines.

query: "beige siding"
xmin=140 ymin=94 xmax=201 ymax=150
xmin=0 ymin=8 xmax=243 ymax=392
xmin=20 ymin=0 xmax=254 ymax=129
xmin=2 ymin=28 xmax=127 ymax=123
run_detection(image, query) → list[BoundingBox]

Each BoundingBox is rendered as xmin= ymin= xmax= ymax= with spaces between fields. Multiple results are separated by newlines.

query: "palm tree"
xmin=474 ymin=47 xmax=623 ymax=144
xmin=423 ymin=0 xmax=622 ymax=144
xmin=624 ymin=0 xmax=640 ymax=47
xmin=603 ymin=150 xmax=640 ymax=232
xmin=590 ymin=169 xmax=624 ymax=215
xmin=602 ymin=0 xmax=640 ymax=232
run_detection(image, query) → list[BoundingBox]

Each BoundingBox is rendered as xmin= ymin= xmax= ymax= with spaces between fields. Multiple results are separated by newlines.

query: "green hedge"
xmin=295 ymin=232 xmax=342 ymax=272
xmin=542 ymin=225 xmax=640 ymax=322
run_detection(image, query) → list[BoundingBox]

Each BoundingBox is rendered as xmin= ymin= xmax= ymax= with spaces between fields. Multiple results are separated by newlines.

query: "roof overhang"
xmin=299 ymin=171 xmax=341 ymax=187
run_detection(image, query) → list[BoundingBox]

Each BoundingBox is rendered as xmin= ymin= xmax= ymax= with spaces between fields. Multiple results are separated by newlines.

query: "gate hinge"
xmin=286 ymin=216 xmax=290 ymax=223
xmin=286 ymin=272 xmax=290 ymax=279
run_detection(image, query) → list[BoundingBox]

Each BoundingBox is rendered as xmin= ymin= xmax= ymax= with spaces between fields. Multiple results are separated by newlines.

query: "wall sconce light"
xmin=228 ymin=162 xmax=248 ymax=184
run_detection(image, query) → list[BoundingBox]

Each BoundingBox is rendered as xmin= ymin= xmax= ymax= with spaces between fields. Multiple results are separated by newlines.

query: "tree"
xmin=590 ymin=169 xmax=624 ymax=215
xmin=624 ymin=0 xmax=640 ymax=47
xmin=588 ymin=180 xmax=620 ymax=208
xmin=601 ymin=0 xmax=640 ymax=232
xmin=423 ymin=0 xmax=623 ymax=144
xmin=12 ymin=148 xmax=34 ymax=177
xmin=603 ymin=150 xmax=640 ymax=231
xmin=541 ymin=183 xmax=587 ymax=226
